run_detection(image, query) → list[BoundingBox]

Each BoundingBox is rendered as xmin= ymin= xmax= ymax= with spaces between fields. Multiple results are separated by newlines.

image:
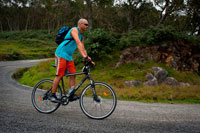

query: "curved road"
xmin=0 ymin=60 xmax=200 ymax=133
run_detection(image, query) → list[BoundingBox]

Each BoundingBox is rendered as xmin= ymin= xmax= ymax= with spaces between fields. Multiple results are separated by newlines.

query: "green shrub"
xmin=0 ymin=30 xmax=55 ymax=41
xmin=119 ymin=25 xmax=200 ymax=47
xmin=143 ymin=25 xmax=177 ymax=44
xmin=118 ymin=31 xmax=144 ymax=49
xmin=84 ymin=28 xmax=117 ymax=60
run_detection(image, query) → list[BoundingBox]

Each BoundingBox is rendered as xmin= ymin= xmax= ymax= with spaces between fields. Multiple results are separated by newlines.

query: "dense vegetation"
xmin=0 ymin=0 xmax=200 ymax=35
xmin=1 ymin=26 xmax=199 ymax=61
xmin=0 ymin=30 xmax=56 ymax=60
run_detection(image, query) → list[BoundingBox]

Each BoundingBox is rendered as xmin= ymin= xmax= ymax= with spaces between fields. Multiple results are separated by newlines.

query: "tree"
xmin=154 ymin=0 xmax=185 ymax=25
xmin=186 ymin=0 xmax=200 ymax=35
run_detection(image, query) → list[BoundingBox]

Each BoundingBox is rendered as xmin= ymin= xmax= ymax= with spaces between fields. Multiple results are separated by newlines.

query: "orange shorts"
xmin=55 ymin=55 xmax=76 ymax=77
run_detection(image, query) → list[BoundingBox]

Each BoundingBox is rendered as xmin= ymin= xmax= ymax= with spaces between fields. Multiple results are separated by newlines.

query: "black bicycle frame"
xmin=60 ymin=71 xmax=97 ymax=97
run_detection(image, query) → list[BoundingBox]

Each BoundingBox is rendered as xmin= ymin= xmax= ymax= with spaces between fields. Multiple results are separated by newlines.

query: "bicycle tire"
xmin=80 ymin=82 xmax=117 ymax=120
xmin=31 ymin=79 xmax=62 ymax=114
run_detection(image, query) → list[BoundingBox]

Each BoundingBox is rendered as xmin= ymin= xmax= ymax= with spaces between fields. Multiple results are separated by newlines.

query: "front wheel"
xmin=80 ymin=82 xmax=117 ymax=120
xmin=31 ymin=79 xmax=62 ymax=114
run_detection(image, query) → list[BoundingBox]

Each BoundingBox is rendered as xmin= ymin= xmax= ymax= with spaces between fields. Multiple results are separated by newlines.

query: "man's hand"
xmin=84 ymin=55 xmax=91 ymax=62
xmin=84 ymin=56 xmax=95 ymax=66
xmin=91 ymin=61 xmax=95 ymax=66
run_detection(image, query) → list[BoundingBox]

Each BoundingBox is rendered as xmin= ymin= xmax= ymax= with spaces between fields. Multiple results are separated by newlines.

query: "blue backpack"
xmin=55 ymin=26 xmax=73 ymax=45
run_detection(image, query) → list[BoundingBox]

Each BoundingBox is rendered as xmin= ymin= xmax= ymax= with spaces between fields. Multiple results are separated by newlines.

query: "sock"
xmin=67 ymin=86 xmax=75 ymax=95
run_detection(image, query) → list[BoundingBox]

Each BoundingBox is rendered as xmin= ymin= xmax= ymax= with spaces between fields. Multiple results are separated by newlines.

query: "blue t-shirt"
xmin=55 ymin=27 xmax=82 ymax=61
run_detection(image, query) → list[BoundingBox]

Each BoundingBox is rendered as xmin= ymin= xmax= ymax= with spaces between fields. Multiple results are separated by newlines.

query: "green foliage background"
xmin=0 ymin=26 xmax=199 ymax=61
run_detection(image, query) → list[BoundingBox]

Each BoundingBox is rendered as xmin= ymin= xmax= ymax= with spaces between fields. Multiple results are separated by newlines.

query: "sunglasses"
xmin=82 ymin=23 xmax=88 ymax=26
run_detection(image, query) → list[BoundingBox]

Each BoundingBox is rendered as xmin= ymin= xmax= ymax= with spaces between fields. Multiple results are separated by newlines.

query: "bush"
xmin=118 ymin=31 xmax=144 ymax=49
xmin=84 ymin=29 xmax=117 ymax=60
xmin=141 ymin=25 xmax=177 ymax=45
xmin=0 ymin=30 xmax=55 ymax=41
xmin=119 ymin=25 xmax=200 ymax=48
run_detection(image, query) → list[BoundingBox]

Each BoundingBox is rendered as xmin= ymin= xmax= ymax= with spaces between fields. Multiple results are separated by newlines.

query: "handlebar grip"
xmin=85 ymin=61 xmax=94 ymax=67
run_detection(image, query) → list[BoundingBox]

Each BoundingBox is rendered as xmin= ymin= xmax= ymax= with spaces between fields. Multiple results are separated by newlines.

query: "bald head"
xmin=78 ymin=18 xmax=89 ymax=33
xmin=78 ymin=19 xmax=88 ymax=26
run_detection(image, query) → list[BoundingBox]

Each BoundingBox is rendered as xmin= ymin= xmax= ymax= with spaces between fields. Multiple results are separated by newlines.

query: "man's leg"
xmin=69 ymin=75 xmax=76 ymax=89
xmin=49 ymin=56 xmax=66 ymax=102
xmin=52 ymin=75 xmax=62 ymax=94
xmin=67 ymin=75 xmax=76 ymax=95
xmin=67 ymin=60 xmax=76 ymax=95
xmin=48 ymin=76 xmax=62 ymax=103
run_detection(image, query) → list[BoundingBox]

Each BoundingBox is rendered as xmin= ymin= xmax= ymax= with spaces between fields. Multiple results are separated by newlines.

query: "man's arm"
xmin=71 ymin=28 xmax=88 ymax=59
xmin=81 ymin=37 xmax=88 ymax=57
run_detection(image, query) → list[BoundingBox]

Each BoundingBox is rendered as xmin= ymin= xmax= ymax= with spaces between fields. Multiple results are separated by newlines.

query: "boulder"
xmin=152 ymin=67 xmax=168 ymax=83
xmin=163 ymin=77 xmax=179 ymax=86
xmin=179 ymin=82 xmax=190 ymax=87
xmin=124 ymin=80 xmax=142 ymax=87
xmin=146 ymin=73 xmax=154 ymax=81
xmin=144 ymin=77 xmax=158 ymax=86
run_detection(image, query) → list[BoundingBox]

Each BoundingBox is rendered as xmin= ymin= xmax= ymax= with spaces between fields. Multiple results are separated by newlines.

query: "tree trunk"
xmin=128 ymin=11 xmax=134 ymax=31
xmin=86 ymin=0 xmax=93 ymax=29
xmin=157 ymin=0 xmax=170 ymax=25
xmin=0 ymin=21 xmax=3 ymax=32
xmin=158 ymin=11 xmax=169 ymax=25
xmin=48 ymin=17 xmax=51 ymax=35
xmin=25 ymin=15 xmax=30 ymax=31
xmin=127 ymin=0 xmax=134 ymax=31
xmin=6 ymin=17 xmax=12 ymax=31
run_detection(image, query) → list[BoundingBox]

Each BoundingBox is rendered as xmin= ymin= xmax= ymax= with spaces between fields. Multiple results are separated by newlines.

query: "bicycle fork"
xmin=89 ymin=76 xmax=100 ymax=103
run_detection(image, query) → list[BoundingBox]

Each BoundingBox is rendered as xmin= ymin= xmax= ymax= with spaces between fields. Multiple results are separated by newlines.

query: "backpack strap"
xmin=64 ymin=27 xmax=82 ymax=46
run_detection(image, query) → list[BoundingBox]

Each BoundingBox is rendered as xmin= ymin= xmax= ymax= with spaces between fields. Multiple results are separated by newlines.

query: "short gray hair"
xmin=78 ymin=18 xmax=88 ymax=26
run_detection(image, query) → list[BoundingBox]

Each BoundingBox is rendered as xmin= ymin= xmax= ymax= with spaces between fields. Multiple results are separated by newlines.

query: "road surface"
xmin=0 ymin=59 xmax=200 ymax=133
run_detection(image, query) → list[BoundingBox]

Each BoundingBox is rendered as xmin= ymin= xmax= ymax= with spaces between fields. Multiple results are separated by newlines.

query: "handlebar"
xmin=82 ymin=61 xmax=95 ymax=73
xmin=85 ymin=61 xmax=95 ymax=68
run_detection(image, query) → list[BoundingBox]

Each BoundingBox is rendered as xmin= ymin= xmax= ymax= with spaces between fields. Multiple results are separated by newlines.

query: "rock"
xmin=115 ymin=41 xmax=200 ymax=73
xmin=152 ymin=67 xmax=168 ymax=83
xmin=145 ymin=73 xmax=154 ymax=81
xmin=166 ymin=55 xmax=177 ymax=69
xmin=124 ymin=80 xmax=142 ymax=87
xmin=152 ymin=67 xmax=162 ymax=72
xmin=114 ymin=62 xmax=121 ymax=68
xmin=163 ymin=77 xmax=179 ymax=86
xmin=190 ymin=59 xmax=199 ymax=72
xmin=179 ymin=82 xmax=190 ymax=87
xmin=144 ymin=77 xmax=158 ymax=86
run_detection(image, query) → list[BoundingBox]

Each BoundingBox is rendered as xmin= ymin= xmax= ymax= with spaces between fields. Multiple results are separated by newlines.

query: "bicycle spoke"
xmin=32 ymin=79 xmax=61 ymax=114
xmin=80 ymin=82 xmax=117 ymax=120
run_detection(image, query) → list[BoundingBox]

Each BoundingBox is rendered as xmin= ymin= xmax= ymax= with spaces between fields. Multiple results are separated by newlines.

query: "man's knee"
xmin=54 ymin=76 xmax=62 ymax=82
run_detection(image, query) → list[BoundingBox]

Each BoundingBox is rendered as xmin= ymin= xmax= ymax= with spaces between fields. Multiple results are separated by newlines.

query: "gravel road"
xmin=0 ymin=59 xmax=200 ymax=133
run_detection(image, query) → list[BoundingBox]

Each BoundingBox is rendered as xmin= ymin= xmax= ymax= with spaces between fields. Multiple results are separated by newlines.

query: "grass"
xmin=13 ymin=58 xmax=200 ymax=104
xmin=0 ymin=40 xmax=57 ymax=60
xmin=0 ymin=30 xmax=57 ymax=60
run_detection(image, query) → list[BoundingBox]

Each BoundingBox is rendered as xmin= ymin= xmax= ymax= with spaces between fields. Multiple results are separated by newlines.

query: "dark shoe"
xmin=48 ymin=93 xmax=60 ymax=103
xmin=69 ymin=94 xmax=79 ymax=102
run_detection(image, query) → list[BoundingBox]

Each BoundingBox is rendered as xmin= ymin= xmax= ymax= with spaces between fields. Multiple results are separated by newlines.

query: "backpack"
xmin=55 ymin=26 xmax=73 ymax=45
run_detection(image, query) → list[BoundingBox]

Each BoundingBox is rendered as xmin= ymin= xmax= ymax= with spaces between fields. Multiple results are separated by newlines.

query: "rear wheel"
xmin=80 ymin=82 xmax=117 ymax=120
xmin=31 ymin=79 xmax=62 ymax=114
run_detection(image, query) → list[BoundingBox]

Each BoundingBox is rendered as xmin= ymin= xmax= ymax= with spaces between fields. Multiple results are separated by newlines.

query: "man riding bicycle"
xmin=49 ymin=18 xmax=95 ymax=103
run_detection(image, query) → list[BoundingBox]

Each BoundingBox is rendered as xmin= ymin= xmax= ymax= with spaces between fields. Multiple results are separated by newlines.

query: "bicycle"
xmin=31 ymin=61 xmax=117 ymax=120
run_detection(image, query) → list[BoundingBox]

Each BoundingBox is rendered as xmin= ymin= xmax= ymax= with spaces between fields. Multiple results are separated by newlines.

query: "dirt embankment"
xmin=116 ymin=41 xmax=200 ymax=73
